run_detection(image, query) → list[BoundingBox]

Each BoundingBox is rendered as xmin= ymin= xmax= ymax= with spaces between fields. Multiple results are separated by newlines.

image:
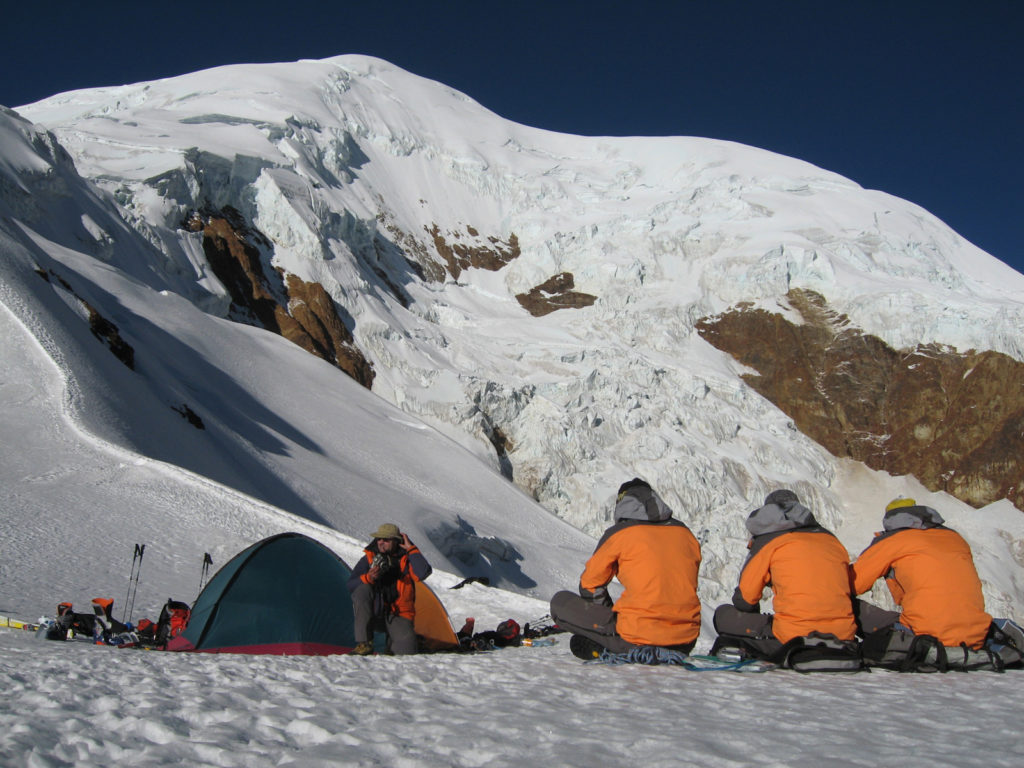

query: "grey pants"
xmin=853 ymin=599 xmax=902 ymax=636
xmin=550 ymin=590 xmax=637 ymax=654
xmin=550 ymin=590 xmax=696 ymax=654
xmin=712 ymin=604 xmax=783 ymax=657
xmin=351 ymin=582 xmax=418 ymax=655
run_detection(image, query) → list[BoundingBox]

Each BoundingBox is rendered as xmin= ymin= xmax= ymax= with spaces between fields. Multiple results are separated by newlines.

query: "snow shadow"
xmin=21 ymin=246 xmax=333 ymax=529
xmin=423 ymin=515 xmax=537 ymax=590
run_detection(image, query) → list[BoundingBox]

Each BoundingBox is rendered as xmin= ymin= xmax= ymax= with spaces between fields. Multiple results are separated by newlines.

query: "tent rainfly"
xmin=168 ymin=532 xmax=356 ymax=655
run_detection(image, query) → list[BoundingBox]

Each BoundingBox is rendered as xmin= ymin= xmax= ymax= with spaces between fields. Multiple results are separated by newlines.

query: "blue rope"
xmin=590 ymin=646 xmax=758 ymax=671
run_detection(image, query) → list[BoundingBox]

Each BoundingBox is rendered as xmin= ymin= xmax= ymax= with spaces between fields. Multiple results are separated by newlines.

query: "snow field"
xmin=2 ymin=628 xmax=1022 ymax=768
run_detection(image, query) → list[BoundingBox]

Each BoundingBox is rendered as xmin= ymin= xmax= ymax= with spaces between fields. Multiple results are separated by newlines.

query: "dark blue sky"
xmin=4 ymin=1 xmax=1021 ymax=274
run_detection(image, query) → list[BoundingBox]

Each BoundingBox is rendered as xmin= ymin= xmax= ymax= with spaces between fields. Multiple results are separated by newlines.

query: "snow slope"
xmin=2 ymin=626 xmax=1023 ymax=768
xmin=1 ymin=303 xmax=1022 ymax=765
xmin=0 ymin=226 xmax=592 ymax=609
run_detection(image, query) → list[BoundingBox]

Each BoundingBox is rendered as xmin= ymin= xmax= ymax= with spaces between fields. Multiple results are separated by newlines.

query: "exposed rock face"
xmin=696 ymin=289 xmax=1024 ymax=511
xmin=515 ymin=272 xmax=597 ymax=317
xmin=85 ymin=303 xmax=135 ymax=371
xmin=36 ymin=267 xmax=135 ymax=370
xmin=374 ymin=212 xmax=520 ymax=285
xmin=426 ymin=224 xmax=520 ymax=280
xmin=279 ymin=275 xmax=374 ymax=387
xmin=193 ymin=209 xmax=374 ymax=388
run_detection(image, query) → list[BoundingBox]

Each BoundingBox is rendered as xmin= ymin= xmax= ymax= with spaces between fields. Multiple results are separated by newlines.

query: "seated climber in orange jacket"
xmin=851 ymin=497 xmax=991 ymax=650
xmin=550 ymin=478 xmax=702 ymax=659
xmin=712 ymin=489 xmax=857 ymax=658
xmin=347 ymin=523 xmax=432 ymax=656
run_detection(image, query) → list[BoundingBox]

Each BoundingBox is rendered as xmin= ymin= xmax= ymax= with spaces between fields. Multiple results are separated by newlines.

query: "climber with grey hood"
xmin=712 ymin=489 xmax=857 ymax=658
xmin=550 ymin=478 xmax=702 ymax=659
xmin=852 ymin=497 xmax=993 ymax=649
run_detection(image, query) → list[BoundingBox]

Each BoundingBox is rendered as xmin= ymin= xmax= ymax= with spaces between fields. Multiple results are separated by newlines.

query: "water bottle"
xmin=522 ymin=637 xmax=558 ymax=647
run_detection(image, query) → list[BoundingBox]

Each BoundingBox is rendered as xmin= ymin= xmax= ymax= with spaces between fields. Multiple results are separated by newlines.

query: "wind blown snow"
xmin=2 ymin=627 xmax=1022 ymax=768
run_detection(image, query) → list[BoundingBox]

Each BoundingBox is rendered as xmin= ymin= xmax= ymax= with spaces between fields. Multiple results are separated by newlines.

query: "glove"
xmin=732 ymin=587 xmax=760 ymax=613
xmin=580 ymin=585 xmax=613 ymax=608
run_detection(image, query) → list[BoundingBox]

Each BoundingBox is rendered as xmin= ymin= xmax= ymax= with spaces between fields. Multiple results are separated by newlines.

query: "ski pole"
xmin=124 ymin=544 xmax=145 ymax=623
xmin=198 ymin=552 xmax=213 ymax=594
xmin=130 ymin=544 xmax=145 ymax=621
xmin=123 ymin=544 xmax=141 ymax=622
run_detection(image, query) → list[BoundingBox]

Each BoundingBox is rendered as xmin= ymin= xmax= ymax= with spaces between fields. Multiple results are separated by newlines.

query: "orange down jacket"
xmin=350 ymin=545 xmax=431 ymax=621
xmin=580 ymin=519 xmax=702 ymax=646
xmin=851 ymin=527 xmax=991 ymax=648
xmin=735 ymin=531 xmax=857 ymax=644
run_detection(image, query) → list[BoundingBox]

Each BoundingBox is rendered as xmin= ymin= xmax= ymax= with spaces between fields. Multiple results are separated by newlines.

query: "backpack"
xmin=862 ymin=624 xmax=1017 ymax=672
xmin=774 ymin=632 xmax=862 ymax=673
xmin=91 ymin=597 xmax=129 ymax=637
xmin=135 ymin=618 xmax=157 ymax=644
xmin=463 ymin=619 xmax=523 ymax=651
xmin=711 ymin=631 xmax=862 ymax=672
xmin=988 ymin=618 xmax=1024 ymax=669
xmin=155 ymin=599 xmax=192 ymax=647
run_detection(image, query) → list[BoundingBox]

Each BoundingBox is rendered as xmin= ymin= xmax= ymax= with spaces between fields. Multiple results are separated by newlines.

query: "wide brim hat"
xmin=371 ymin=523 xmax=402 ymax=540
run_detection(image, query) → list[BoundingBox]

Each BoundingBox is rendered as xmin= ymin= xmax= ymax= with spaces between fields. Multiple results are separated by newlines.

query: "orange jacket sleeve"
xmin=580 ymin=537 xmax=618 ymax=597
xmin=736 ymin=547 xmax=772 ymax=608
xmin=851 ymin=535 xmax=895 ymax=596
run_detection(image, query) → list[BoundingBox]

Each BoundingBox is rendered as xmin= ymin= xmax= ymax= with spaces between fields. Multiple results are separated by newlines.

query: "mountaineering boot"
xmin=988 ymin=618 xmax=1024 ymax=667
xmin=569 ymin=634 xmax=603 ymax=660
xmin=996 ymin=618 xmax=1024 ymax=652
xmin=351 ymin=641 xmax=374 ymax=656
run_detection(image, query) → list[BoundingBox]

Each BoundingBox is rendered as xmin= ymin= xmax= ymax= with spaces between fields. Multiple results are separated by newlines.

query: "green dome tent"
xmin=167 ymin=532 xmax=356 ymax=655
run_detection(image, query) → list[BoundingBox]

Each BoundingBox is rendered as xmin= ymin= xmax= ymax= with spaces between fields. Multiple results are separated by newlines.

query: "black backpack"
xmin=712 ymin=631 xmax=862 ymax=672
xmin=774 ymin=632 xmax=862 ymax=673
xmin=862 ymin=623 xmax=1021 ymax=673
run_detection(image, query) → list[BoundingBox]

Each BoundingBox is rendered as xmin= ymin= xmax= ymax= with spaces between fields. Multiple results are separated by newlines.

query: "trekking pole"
xmin=122 ymin=544 xmax=145 ymax=623
xmin=123 ymin=543 xmax=142 ymax=622
xmin=198 ymin=552 xmax=213 ymax=594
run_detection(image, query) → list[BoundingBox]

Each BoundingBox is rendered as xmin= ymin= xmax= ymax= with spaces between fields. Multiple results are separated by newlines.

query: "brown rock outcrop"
xmin=36 ymin=267 xmax=135 ymax=370
xmin=375 ymin=208 xmax=521 ymax=284
xmin=696 ymin=289 xmax=1024 ymax=511
xmin=278 ymin=276 xmax=375 ymax=387
xmin=515 ymin=272 xmax=597 ymax=317
xmin=426 ymin=224 xmax=520 ymax=280
xmin=194 ymin=209 xmax=374 ymax=388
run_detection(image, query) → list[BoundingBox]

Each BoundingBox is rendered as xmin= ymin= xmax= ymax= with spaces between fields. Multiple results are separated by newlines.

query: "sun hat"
xmin=885 ymin=497 xmax=916 ymax=512
xmin=371 ymin=523 xmax=401 ymax=540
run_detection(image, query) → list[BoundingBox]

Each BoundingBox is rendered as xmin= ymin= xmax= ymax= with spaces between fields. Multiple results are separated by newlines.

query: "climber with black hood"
xmin=550 ymin=478 xmax=702 ymax=659
xmin=712 ymin=489 xmax=857 ymax=659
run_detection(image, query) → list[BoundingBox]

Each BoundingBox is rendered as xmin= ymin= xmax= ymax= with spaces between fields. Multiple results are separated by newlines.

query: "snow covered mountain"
xmin=3 ymin=54 xmax=1024 ymax=621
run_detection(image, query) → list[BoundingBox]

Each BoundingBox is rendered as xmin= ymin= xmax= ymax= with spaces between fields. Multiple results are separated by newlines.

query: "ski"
xmin=0 ymin=614 xmax=40 ymax=632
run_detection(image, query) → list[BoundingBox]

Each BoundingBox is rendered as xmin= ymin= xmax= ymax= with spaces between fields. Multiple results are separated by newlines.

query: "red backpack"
xmin=155 ymin=599 xmax=192 ymax=647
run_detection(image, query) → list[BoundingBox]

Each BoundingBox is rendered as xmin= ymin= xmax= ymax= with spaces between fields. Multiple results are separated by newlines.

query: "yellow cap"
xmin=885 ymin=497 xmax=916 ymax=512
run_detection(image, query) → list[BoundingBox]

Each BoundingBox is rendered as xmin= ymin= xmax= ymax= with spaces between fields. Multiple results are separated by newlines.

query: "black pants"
xmin=853 ymin=598 xmax=902 ymax=636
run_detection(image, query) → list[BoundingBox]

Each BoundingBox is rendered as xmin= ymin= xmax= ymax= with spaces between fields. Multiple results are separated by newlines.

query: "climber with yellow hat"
xmin=851 ymin=497 xmax=991 ymax=652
